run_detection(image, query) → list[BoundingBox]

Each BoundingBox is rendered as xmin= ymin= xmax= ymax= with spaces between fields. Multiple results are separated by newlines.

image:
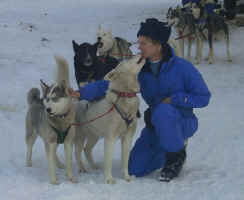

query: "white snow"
xmin=0 ymin=0 xmax=244 ymax=199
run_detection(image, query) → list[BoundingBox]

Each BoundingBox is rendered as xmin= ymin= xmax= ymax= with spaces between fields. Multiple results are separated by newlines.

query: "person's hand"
xmin=68 ymin=88 xmax=80 ymax=98
xmin=162 ymin=97 xmax=171 ymax=104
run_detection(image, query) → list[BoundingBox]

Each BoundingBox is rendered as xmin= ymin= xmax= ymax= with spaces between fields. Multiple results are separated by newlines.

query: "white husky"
xmin=96 ymin=25 xmax=133 ymax=60
xmin=74 ymin=55 xmax=145 ymax=184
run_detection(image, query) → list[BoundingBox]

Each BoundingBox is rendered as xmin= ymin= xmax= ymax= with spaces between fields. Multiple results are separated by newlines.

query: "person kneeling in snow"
xmin=69 ymin=18 xmax=211 ymax=182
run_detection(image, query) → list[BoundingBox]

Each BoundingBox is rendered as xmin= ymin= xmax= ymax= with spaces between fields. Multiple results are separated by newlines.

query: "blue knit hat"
xmin=137 ymin=18 xmax=171 ymax=45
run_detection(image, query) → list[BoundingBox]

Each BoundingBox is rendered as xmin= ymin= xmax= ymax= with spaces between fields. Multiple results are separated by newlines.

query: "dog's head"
xmin=40 ymin=80 xmax=71 ymax=117
xmin=166 ymin=7 xmax=181 ymax=27
xmin=104 ymin=54 xmax=145 ymax=92
xmin=191 ymin=2 xmax=202 ymax=20
xmin=72 ymin=40 xmax=98 ymax=67
xmin=96 ymin=25 xmax=114 ymax=56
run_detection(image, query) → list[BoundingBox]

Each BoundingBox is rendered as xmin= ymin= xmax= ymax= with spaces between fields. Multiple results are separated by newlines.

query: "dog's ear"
xmin=72 ymin=40 xmax=79 ymax=53
xmin=40 ymin=79 xmax=49 ymax=97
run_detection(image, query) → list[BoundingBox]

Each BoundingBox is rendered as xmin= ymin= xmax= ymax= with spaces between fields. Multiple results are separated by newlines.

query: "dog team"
xmin=26 ymin=24 xmax=147 ymax=184
xmin=25 ymin=1 xmax=218 ymax=185
xmin=167 ymin=0 xmax=232 ymax=64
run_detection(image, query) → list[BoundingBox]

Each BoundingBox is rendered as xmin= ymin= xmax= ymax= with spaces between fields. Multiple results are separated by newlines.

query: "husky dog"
xmin=191 ymin=2 xmax=232 ymax=64
xmin=74 ymin=55 xmax=145 ymax=184
xmin=168 ymin=37 xmax=182 ymax=57
xmin=72 ymin=40 xmax=119 ymax=87
xmin=25 ymin=56 xmax=76 ymax=184
xmin=167 ymin=6 xmax=206 ymax=64
xmin=96 ymin=25 xmax=133 ymax=60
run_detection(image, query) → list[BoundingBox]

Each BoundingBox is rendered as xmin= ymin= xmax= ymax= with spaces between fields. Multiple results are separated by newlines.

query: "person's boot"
xmin=159 ymin=147 xmax=186 ymax=182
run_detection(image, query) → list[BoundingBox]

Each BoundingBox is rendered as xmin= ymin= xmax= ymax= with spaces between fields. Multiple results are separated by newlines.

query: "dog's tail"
xmin=27 ymin=88 xmax=42 ymax=106
xmin=55 ymin=55 xmax=70 ymax=88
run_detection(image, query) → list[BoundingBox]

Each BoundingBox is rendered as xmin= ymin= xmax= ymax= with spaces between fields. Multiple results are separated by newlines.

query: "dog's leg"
xmin=25 ymin=129 xmax=38 ymax=167
xmin=187 ymin=37 xmax=192 ymax=62
xmin=195 ymin=36 xmax=200 ymax=64
xmin=84 ymin=134 xmax=100 ymax=170
xmin=45 ymin=142 xmax=58 ymax=184
xmin=208 ymin=30 xmax=214 ymax=64
xmin=199 ymin=36 xmax=204 ymax=64
xmin=121 ymin=130 xmax=135 ymax=182
xmin=195 ymin=34 xmax=203 ymax=64
xmin=179 ymin=37 xmax=184 ymax=58
xmin=104 ymin=137 xmax=116 ymax=184
xmin=226 ymin=33 xmax=232 ymax=62
xmin=74 ymin=130 xmax=87 ymax=173
xmin=55 ymin=148 xmax=65 ymax=169
xmin=64 ymin=141 xmax=77 ymax=183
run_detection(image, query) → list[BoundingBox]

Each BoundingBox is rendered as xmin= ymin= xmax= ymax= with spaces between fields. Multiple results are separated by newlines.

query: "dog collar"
xmin=111 ymin=90 xmax=137 ymax=98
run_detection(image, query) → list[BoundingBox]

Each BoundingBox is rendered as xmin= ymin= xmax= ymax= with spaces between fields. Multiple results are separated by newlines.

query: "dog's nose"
xmin=46 ymin=108 xmax=51 ymax=113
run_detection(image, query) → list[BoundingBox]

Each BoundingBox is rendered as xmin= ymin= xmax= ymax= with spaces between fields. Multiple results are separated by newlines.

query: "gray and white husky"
xmin=25 ymin=56 xmax=76 ymax=184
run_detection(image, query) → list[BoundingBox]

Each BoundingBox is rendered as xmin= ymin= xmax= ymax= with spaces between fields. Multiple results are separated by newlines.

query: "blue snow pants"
xmin=128 ymin=103 xmax=198 ymax=177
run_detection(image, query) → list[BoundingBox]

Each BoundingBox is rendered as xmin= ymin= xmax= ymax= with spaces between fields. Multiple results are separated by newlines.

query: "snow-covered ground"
xmin=0 ymin=0 xmax=244 ymax=199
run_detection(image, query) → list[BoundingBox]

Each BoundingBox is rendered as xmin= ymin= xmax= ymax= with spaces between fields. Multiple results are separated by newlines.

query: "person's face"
xmin=138 ymin=36 xmax=162 ymax=60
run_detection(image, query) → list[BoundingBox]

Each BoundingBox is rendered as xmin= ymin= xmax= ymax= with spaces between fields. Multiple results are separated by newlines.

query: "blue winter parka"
xmin=138 ymin=48 xmax=211 ymax=139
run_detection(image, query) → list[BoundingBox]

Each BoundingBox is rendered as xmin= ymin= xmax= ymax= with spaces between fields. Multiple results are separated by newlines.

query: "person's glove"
xmin=144 ymin=108 xmax=154 ymax=130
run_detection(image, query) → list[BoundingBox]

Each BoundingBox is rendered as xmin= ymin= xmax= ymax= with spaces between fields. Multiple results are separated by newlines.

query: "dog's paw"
xmin=105 ymin=177 xmax=116 ymax=184
xmin=123 ymin=174 xmax=135 ymax=182
xmin=208 ymin=60 xmax=213 ymax=64
xmin=68 ymin=176 xmax=78 ymax=184
xmin=78 ymin=167 xmax=88 ymax=173
xmin=26 ymin=161 xmax=32 ymax=167
xmin=56 ymin=162 xmax=65 ymax=169
xmin=91 ymin=163 xmax=101 ymax=170
xmin=50 ymin=180 xmax=60 ymax=185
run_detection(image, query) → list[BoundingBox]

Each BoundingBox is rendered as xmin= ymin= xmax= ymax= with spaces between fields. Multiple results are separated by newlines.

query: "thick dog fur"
xmin=96 ymin=25 xmax=133 ymax=60
xmin=72 ymin=40 xmax=119 ymax=87
xmin=74 ymin=55 xmax=145 ymax=184
xmin=25 ymin=56 xmax=76 ymax=184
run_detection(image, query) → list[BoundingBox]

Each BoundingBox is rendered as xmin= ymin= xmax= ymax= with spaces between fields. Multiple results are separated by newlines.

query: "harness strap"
xmin=50 ymin=125 xmax=71 ymax=144
xmin=113 ymin=103 xmax=133 ymax=126
xmin=71 ymin=105 xmax=115 ymax=127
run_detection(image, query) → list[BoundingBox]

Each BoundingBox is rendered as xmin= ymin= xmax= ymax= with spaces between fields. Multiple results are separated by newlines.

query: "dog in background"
xmin=72 ymin=40 xmax=119 ymax=87
xmin=167 ymin=6 xmax=206 ymax=64
xmin=191 ymin=2 xmax=232 ymax=64
xmin=25 ymin=56 xmax=76 ymax=184
xmin=96 ymin=25 xmax=133 ymax=60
